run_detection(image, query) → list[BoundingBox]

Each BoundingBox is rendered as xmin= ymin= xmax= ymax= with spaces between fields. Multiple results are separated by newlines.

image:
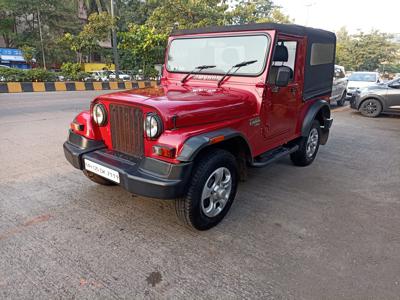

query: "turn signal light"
xmin=70 ymin=121 xmax=84 ymax=132
xmin=153 ymin=145 xmax=176 ymax=158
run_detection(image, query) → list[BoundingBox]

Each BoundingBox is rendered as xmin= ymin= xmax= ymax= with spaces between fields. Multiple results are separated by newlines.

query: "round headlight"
xmin=93 ymin=103 xmax=107 ymax=126
xmin=145 ymin=113 xmax=162 ymax=139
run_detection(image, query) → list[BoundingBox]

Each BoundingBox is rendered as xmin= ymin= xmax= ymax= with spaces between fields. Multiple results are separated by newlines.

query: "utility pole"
xmin=110 ymin=0 xmax=119 ymax=74
xmin=305 ymin=3 xmax=315 ymax=26
xmin=37 ymin=9 xmax=46 ymax=69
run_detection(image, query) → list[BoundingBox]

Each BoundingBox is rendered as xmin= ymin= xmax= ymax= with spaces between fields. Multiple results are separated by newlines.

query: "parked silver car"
xmin=350 ymin=77 xmax=400 ymax=117
xmin=330 ymin=65 xmax=348 ymax=106
xmin=346 ymin=71 xmax=380 ymax=98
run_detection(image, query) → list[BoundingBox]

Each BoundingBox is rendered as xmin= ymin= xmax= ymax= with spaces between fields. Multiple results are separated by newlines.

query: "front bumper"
xmin=63 ymin=130 xmax=192 ymax=199
xmin=349 ymin=93 xmax=361 ymax=109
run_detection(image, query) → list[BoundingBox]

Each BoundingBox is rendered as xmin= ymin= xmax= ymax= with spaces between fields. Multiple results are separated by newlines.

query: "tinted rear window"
xmin=310 ymin=43 xmax=335 ymax=66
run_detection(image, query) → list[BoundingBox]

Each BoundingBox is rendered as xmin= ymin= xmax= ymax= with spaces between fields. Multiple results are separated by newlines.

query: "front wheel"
xmin=359 ymin=99 xmax=382 ymax=117
xmin=290 ymin=120 xmax=321 ymax=166
xmin=175 ymin=149 xmax=238 ymax=230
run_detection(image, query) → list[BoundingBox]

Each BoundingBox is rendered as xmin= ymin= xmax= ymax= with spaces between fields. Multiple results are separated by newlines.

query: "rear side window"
xmin=310 ymin=43 xmax=335 ymax=66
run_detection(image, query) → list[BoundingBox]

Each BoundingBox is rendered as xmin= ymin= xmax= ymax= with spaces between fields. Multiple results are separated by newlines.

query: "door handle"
xmin=290 ymin=87 xmax=297 ymax=95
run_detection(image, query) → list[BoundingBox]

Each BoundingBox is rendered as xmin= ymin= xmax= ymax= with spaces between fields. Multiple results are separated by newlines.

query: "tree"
xmin=146 ymin=0 xmax=228 ymax=34
xmin=118 ymin=24 xmax=167 ymax=75
xmin=21 ymin=45 xmax=37 ymax=66
xmin=229 ymin=0 xmax=291 ymax=24
xmin=0 ymin=0 xmax=81 ymax=67
xmin=63 ymin=12 xmax=115 ymax=63
xmin=336 ymin=28 xmax=400 ymax=71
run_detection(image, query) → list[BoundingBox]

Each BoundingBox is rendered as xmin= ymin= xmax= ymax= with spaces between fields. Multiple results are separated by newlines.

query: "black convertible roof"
xmin=171 ymin=22 xmax=336 ymax=41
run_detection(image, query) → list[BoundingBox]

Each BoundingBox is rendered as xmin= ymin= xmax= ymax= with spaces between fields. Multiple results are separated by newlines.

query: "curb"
xmin=0 ymin=80 xmax=156 ymax=93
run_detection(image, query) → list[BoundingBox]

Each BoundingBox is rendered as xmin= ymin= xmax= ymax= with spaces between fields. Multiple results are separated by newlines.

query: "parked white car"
xmin=108 ymin=71 xmax=131 ymax=81
xmin=346 ymin=71 xmax=380 ymax=98
xmin=86 ymin=71 xmax=110 ymax=82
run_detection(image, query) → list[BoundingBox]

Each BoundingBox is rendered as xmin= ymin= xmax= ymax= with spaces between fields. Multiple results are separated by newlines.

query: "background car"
xmin=86 ymin=71 xmax=110 ymax=82
xmin=350 ymin=77 xmax=400 ymax=117
xmin=108 ymin=71 xmax=131 ymax=81
xmin=346 ymin=71 xmax=380 ymax=98
xmin=330 ymin=65 xmax=348 ymax=106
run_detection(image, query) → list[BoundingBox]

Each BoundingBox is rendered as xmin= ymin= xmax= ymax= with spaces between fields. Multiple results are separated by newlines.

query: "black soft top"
xmin=172 ymin=23 xmax=336 ymax=100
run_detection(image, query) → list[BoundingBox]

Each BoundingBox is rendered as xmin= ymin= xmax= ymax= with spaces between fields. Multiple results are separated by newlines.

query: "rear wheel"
xmin=175 ymin=149 xmax=238 ymax=230
xmin=359 ymin=99 xmax=382 ymax=117
xmin=290 ymin=120 xmax=321 ymax=166
xmin=337 ymin=90 xmax=347 ymax=106
xmin=83 ymin=170 xmax=116 ymax=186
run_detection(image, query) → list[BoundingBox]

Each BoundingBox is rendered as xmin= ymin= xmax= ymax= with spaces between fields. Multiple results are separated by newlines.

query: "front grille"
xmin=109 ymin=104 xmax=144 ymax=158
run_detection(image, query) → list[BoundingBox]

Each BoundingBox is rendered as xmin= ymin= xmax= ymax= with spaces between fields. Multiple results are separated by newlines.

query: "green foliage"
xmin=336 ymin=27 xmax=400 ymax=72
xmin=118 ymin=24 xmax=167 ymax=74
xmin=146 ymin=0 xmax=227 ymax=34
xmin=60 ymin=62 xmax=82 ymax=80
xmin=0 ymin=68 xmax=56 ymax=82
xmin=62 ymin=12 xmax=115 ymax=63
xmin=230 ymin=0 xmax=291 ymax=24
xmin=21 ymin=45 xmax=37 ymax=65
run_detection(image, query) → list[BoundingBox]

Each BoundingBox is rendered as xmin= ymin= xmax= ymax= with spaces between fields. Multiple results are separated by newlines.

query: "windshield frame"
xmin=166 ymin=33 xmax=272 ymax=78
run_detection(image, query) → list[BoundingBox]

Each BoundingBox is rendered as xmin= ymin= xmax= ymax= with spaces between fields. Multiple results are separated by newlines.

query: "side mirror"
xmin=275 ymin=67 xmax=291 ymax=87
xmin=161 ymin=64 xmax=165 ymax=77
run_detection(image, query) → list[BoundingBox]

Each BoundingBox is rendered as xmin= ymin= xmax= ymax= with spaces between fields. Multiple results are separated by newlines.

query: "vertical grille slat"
xmin=110 ymin=104 xmax=144 ymax=158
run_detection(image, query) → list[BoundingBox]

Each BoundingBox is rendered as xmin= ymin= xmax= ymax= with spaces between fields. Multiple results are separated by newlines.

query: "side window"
xmin=280 ymin=41 xmax=297 ymax=72
xmin=268 ymin=40 xmax=298 ymax=84
xmin=334 ymin=67 xmax=345 ymax=79
xmin=310 ymin=43 xmax=335 ymax=66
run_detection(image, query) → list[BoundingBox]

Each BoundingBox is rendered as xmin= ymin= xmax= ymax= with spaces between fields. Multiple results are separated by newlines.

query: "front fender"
xmin=177 ymin=128 xmax=251 ymax=162
xmin=70 ymin=110 xmax=102 ymax=140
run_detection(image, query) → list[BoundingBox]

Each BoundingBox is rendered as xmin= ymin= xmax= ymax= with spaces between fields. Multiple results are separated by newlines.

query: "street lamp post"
xmin=110 ymin=0 xmax=119 ymax=74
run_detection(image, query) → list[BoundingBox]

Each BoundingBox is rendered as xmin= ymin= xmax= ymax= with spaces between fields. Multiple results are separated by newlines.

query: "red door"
xmin=262 ymin=36 xmax=304 ymax=143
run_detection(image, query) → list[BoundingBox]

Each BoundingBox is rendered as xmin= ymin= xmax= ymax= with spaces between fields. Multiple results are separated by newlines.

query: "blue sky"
xmin=275 ymin=0 xmax=398 ymax=33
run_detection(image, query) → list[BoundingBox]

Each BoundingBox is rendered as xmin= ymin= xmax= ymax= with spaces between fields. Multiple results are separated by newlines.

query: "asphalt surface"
xmin=0 ymin=91 xmax=399 ymax=299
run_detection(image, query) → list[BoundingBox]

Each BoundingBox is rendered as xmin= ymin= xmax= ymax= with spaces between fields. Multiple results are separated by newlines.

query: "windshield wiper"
xmin=181 ymin=65 xmax=216 ymax=83
xmin=217 ymin=60 xmax=258 ymax=87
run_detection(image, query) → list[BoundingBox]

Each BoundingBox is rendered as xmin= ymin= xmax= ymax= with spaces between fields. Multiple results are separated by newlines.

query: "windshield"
xmin=348 ymin=73 xmax=377 ymax=82
xmin=167 ymin=35 xmax=270 ymax=76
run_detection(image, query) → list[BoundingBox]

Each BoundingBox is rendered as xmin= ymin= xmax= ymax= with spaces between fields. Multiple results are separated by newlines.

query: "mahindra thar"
xmin=64 ymin=23 xmax=335 ymax=230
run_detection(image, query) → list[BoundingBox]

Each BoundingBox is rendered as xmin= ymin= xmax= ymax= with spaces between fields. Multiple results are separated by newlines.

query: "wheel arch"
xmin=301 ymin=99 xmax=332 ymax=145
xmin=177 ymin=129 xmax=253 ymax=180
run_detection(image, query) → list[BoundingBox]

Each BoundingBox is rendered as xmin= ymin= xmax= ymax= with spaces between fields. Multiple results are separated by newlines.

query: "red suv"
xmin=64 ymin=23 xmax=335 ymax=230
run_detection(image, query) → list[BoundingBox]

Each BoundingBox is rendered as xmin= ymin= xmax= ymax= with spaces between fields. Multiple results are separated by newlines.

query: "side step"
xmin=250 ymin=145 xmax=299 ymax=168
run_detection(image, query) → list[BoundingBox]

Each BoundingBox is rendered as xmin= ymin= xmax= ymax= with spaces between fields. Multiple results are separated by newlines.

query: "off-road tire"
xmin=337 ymin=90 xmax=347 ymax=106
xmin=175 ymin=149 xmax=238 ymax=230
xmin=359 ymin=98 xmax=382 ymax=118
xmin=290 ymin=120 xmax=321 ymax=167
xmin=83 ymin=170 xmax=116 ymax=186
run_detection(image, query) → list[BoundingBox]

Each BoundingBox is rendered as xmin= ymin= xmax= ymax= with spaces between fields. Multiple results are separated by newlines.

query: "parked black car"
xmin=350 ymin=77 xmax=400 ymax=117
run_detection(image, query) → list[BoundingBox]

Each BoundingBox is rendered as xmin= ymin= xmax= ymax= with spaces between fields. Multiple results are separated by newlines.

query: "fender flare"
xmin=301 ymin=99 xmax=331 ymax=137
xmin=177 ymin=128 xmax=251 ymax=162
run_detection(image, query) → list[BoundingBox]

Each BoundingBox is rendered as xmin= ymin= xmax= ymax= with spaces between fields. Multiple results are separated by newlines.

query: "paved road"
xmin=1 ymin=91 xmax=399 ymax=299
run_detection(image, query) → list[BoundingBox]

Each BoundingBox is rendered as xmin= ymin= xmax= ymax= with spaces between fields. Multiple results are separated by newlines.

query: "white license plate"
xmin=84 ymin=159 xmax=120 ymax=183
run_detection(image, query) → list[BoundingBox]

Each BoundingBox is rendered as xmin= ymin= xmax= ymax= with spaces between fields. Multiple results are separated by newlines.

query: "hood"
xmin=96 ymin=85 xmax=258 ymax=129
xmin=347 ymin=81 xmax=376 ymax=89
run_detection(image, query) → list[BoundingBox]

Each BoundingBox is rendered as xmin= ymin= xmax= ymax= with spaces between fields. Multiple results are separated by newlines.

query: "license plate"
xmin=84 ymin=159 xmax=120 ymax=183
